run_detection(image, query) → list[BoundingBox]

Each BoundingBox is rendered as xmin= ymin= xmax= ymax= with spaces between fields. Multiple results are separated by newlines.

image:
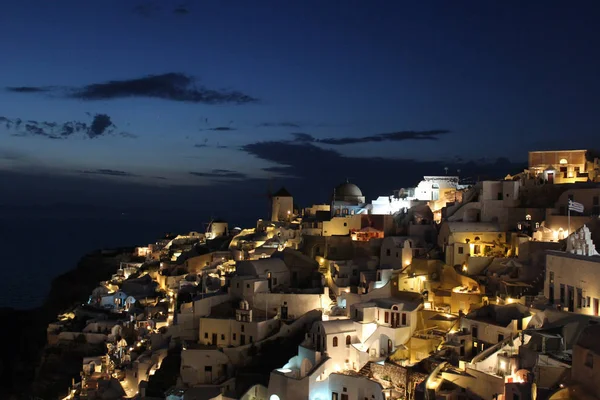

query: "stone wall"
xmin=369 ymin=361 xmax=429 ymax=400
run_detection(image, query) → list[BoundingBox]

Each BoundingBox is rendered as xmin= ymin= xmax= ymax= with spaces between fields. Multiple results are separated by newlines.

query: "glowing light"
xmin=424 ymin=302 xmax=432 ymax=310
xmin=405 ymin=260 xmax=410 ymax=266
xmin=270 ymin=395 xmax=281 ymax=400
xmin=276 ymin=368 xmax=292 ymax=373
xmin=499 ymin=360 xmax=507 ymax=371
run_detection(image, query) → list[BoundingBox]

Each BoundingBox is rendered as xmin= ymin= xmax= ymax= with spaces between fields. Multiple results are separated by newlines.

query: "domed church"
xmin=331 ymin=179 xmax=368 ymax=216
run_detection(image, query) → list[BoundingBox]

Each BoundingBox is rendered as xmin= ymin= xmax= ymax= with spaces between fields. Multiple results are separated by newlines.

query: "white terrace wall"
xmin=223 ymin=310 xmax=322 ymax=366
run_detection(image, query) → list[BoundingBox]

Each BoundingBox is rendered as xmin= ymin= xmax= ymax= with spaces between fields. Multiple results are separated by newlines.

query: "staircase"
xmin=358 ymin=362 xmax=372 ymax=378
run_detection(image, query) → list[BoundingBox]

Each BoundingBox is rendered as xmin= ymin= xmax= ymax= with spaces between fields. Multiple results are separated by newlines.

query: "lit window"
xmin=526 ymin=214 xmax=531 ymax=221
xmin=559 ymin=158 xmax=568 ymax=165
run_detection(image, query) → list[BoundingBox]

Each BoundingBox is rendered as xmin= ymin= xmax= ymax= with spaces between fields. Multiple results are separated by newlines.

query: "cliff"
xmin=0 ymin=248 xmax=133 ymax=399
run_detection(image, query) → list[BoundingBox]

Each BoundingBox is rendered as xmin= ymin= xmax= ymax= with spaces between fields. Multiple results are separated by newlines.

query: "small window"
xmin=241 ymin=325 xmax=245 ymax=332
xmin=586 ymin=351 xmax=594 ymax=368
xmin=344 ymin=222 xmax=347 ymax=227
xmin=250 ymin=336 xmax=253 ymax=342
xmin=525 ymin=214 xmax=531 ymax=221
xmin=204 ymin=332 xmax=208 ymax=339
xmin=233 ymin=333 xmax=236 ymax=340
xmin=384 ymin=312 xmax=389 ymax=323
xmin=346 ymin=335 xmax=351 ymax=345
xmin=386 ymin=249 xmax=391 ymax=256
xmin=498 ymin=334 xmax=504 ymax=342
xmin=472 ymin=326 xmax=478 ymax=338
xmin=333 ymin=336 xmax=338 ymax=347
xmin=221 ymin=334 xmax=225 ymax=340
xmin=236 ymin=283 xmax=240 ymax=288
xmin=458 ymin=246 xmax=464 ymax=254
xmin=246 ymin=284 xmax=250 ymax=288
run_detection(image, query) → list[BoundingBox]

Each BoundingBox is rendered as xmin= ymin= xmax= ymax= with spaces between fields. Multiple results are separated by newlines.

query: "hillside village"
xmin=42 ymin=149 xmax=600 ymax=400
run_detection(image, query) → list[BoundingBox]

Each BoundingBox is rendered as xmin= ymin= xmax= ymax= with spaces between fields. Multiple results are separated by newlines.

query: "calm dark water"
xmin=0 ymin=210 xmax=203 ymax=309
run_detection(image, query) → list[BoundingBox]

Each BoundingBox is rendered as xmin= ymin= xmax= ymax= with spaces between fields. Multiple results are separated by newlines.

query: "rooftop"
xmin=204 ymin=300 xmax=276 ymax=320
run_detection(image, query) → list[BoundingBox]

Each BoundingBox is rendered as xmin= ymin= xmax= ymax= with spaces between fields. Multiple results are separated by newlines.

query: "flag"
xmin=568 ymin=200 xmax=584 ymax=213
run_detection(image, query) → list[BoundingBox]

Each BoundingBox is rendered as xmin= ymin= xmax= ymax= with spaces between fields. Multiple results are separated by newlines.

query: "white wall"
xmin=253 ymin=292 xmax=332 ymax=319
xmin=322 ymin=215 xmax=362 ymax=236
xmin=272 ymin=196 xmax=294 ymax=222
xmin=199 ymin=317 xmax=280 ymax=347
xmin=546 ymin=252 xmax=600 ymax=315
xmin=181 ymin=349 xmax=230 ymax=385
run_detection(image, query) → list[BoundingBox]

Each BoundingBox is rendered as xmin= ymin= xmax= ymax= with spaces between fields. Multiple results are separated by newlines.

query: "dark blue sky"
xmin=1 ymin=1 xmax=599 ymax=207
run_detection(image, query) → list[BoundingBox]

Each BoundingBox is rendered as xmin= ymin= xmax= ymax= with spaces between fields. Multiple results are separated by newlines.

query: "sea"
xmin=0 ymin=209 xmax=237 ymax=309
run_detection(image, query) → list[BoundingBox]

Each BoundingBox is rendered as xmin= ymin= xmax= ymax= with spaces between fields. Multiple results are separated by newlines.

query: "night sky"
xmin=2 ymin=1 xmax=600 ymax=214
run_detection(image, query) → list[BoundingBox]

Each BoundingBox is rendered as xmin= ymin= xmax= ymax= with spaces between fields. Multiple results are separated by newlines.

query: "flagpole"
xmin=568 ymin=202 xmax=571 ymax=236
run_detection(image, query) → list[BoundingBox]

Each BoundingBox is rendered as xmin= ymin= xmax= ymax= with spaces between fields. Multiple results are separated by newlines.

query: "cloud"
xmin=173 ymin=5 xmax=190 ymax=15
xmin=200 ymin=126 xmax=236 ymax=132
xmin=6 ymin=86 xmax=53 ymax=93
xmin=239 ymin=138 xmax=526 ymax=203
xmin=290 ymin=133 xmax=314 ymax=142
xmin=189 ymin=169 xmax=247 ymax=179
xmin=1 ymin=113 xmax=122 ymax=139
xmin=88 ymin=114 xmax=116 ymax=138
xmin=80 ymin=169 xmax=139 ymax=177
xmin=258 ymin=122 xmax=301 ymax=128
xmin=132 ymin=2 xmax=160 ymax=17
xmin=66 ymin=73 xmax=258 ymax=104
xmin=290 ymin=130 xmax=451 ymax=145
xmin=0 ymin=147 xmax=28 ymax=161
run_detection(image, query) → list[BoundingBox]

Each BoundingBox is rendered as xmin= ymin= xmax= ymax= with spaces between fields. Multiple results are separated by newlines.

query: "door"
xmin=388 ymin=339 xmax=393 ymax=355
xmin=594 ymin=299 xmax=599 ymax=316
xmin=547 ymin=172 xmax=554 ymax=184
xmin=568 ymin=286 xmax=575 ymax=311
xmin=212 ymin=333 xmax=217 ymax=345
xmin=240 ymin=334 xmax=246 ymax=345
xmin=341 ymin=395 xmax=348 ymax=400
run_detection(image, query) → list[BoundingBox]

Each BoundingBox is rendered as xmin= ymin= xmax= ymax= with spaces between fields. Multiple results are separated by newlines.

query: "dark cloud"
xmin=290 ymin=133 xmax=314 ymax=142
xmin=6 ymin=86 xmax=53 ymax=93
xmin=240 ymin=139 xmax=526 ymax=204
xmin=173 ymin=5 xmax=190 ymax=15
xmin=80 ymin=169 xmax=138 ymax=177
xmin=120 ymin=132 xmax=138 ymax=139
xmin=194 ymin=143 xmax=208 ymax=148
xmin=0 ymin=114 xmax=123 ymax=139
xmin=200 ymin=126 xmax=236 ymax=132
xmin=67 ymin=73 xmax=257 ymax=104
xmin=132 ymin=2 xmax=160 ymax=17
xmin=286 ymin=130 xmax=450 ymax=145
xmin=258 ymin=122 xmax=301 ymax=128
xmin=189 ymin=169 xmax=247 ymax=179
xmin=88 ymin=114 xmax=116 ymax=138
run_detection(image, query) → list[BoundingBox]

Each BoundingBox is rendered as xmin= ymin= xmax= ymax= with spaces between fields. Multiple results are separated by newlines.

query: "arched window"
xmin=333 ymin=336 xmax=338 ymax=347
xmin=526 ymin=214 xmax=532 ymax=221
xmin=346 ymin=335 xmax=351 ymax=345
xmin=559 ymin=158 xmax=568 ymax=165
